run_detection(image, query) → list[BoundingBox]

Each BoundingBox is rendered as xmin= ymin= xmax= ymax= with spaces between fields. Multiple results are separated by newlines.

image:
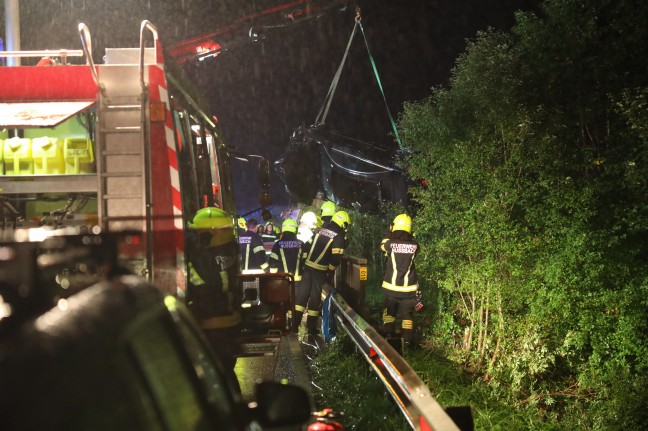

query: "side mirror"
xmin=251 ymin=381 xmax=311 ymax=427
xmin=258 ymin=159 xmax=272 ymax=207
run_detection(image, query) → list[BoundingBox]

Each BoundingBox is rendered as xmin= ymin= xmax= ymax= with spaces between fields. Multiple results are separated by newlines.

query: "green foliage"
xmin=308 ymin=334 xmax=410 ymax=430
xmin=397 ymin=0 xmax=648 ymax=427
xmin=313 ymin=333 xmax=558 ymax=430
xmin=345 ymin=203 xmax=408 ymax=287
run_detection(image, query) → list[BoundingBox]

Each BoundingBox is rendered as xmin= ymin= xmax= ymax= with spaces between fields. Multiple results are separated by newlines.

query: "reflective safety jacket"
xmin=380 ymin=231 xmax=419 ymax=296
xmin=238 ymin=229 xmax=269 ymax=273
xmin=302 ymin=223 xmax=345 ymax=272
xmin=261 ymin=222 xmax=279 ymax=242
xmin=186 ymin=241 xmax=242 ymax=329
xmin=268 ymin=231 xmax=304 ymax=281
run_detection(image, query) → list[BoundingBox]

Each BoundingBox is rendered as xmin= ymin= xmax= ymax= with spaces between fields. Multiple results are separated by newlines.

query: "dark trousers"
xmin=383 ymin=294 xmax=415 ymax=341
xmin=295 ymin=266 xmax=325 ymax=334
xmin=203 ymin=327 xmax=241 ymax=392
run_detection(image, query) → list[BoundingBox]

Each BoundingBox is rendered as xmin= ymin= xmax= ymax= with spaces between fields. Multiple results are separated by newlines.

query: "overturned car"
xmin=275 ymin=125 xmax=410 ymax=212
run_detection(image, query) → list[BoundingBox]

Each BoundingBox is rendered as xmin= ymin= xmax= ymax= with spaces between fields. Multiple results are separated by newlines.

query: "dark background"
xmin=1 ymin=0 xmax=540 ymax=214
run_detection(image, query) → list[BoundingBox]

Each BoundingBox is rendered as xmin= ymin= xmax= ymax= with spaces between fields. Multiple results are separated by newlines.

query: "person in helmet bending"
xmin=296 ymin=210 xmax=350 ymax=336
xmin=381 ymin=214 xmax=420 ymax=347
xmin=238 ymin=217 xmax=269 ymax=274
xmin=186 ymin=207 xmax=242 ymax=387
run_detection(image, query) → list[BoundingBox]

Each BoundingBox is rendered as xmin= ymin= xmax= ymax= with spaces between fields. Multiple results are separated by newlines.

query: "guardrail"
xmin=328 ymin=288 xmax=469 ymax=431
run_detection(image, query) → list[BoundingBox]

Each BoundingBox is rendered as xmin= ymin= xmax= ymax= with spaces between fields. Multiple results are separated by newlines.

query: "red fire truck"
xmin=0 ymin=21 xmax=243 ymax=298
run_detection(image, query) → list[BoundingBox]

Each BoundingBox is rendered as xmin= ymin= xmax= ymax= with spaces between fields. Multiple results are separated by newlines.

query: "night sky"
xmin=1 ymin=0 xmax=541 ymax=214
xmin=184 ymin=0 xmax=541 ymax=213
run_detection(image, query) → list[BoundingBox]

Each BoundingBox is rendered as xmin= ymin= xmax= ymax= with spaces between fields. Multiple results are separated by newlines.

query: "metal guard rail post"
xmin=329 ymin=290 xmax=461 ymax=431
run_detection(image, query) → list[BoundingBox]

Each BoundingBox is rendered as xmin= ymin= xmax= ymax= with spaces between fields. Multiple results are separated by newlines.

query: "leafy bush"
xmin=397 ymin=0 xmax=648 ymax=427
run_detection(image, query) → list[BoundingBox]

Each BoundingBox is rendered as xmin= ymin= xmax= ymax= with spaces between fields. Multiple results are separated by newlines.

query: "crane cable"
xmin=314 ymin=7 xmax=402 ymax=149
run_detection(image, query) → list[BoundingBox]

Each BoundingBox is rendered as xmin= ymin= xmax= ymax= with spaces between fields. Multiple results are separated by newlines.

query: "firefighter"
xmin=185 ymin=207 xmax=242 ymax=386
xmin=320 ymin=200 xmax=337 ymax=225
xmin=239 ymin=217 xmax=269 ymax=274
xmin=380 ymin=213 xmax=420 ymax=347
xmin=296 ymin=210 xmax=350 ymax=336
xmin=262 ymin=221 xmax=279 ymax=241
xmin=269 ymin=218 xmax=304 ymax=330
xmin=269 ymin=218 xmax=304 ymax=278
xmin=297 ymin=211 xmax=317 ymax=243
xmin=237 ymin=216 xmax=247 ymax=236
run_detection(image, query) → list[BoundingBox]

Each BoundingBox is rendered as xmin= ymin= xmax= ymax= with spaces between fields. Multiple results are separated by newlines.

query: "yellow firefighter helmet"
xmin=331 ymin=211 xmax=351 ymax=230
xmin=392 ymin=213 xmax=412 ymax=234
xmin=320 ymin=201 xmax=337 ymax=217
xmin=188 ymin=207 xmax=235 ymax=247
xmin=282 ymin=218 xmax=298 ymax=234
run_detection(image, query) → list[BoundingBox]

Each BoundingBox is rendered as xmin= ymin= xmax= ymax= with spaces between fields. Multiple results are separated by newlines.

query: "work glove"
xmin=414 ymin=290 xmax=424 ymax=312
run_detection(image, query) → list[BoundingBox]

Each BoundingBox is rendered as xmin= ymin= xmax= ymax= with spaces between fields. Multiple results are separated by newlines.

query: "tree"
xmin=399 ymin=0 xmax=648 ymax=427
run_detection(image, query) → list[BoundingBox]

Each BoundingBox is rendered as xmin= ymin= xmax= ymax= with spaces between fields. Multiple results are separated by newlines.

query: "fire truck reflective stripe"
xmin=149 ymin=64 xmax=185 ymax=296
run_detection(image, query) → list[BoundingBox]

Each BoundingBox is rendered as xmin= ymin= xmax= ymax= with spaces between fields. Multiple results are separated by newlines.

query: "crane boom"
xmin=168 ymin=0 xmax=348 ymax=64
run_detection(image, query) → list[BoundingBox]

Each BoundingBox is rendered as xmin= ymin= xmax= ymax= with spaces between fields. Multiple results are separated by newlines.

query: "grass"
xmin=306 ymin=280 xmax=562 ymax=430
xmin=308 ymin=334 xmax=411 ymax=430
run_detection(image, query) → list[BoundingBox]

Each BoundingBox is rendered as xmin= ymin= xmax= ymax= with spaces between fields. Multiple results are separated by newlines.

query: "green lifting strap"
xmin=358 ymin=20 xmax=402 ymax=149
xmin=314 ymin=10 xmax=403 ymax=150
xmin=314 ymin=21 xmax=358 ymax=126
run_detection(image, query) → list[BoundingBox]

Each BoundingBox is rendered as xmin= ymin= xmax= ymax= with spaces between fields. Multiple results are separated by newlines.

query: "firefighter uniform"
xmin=186 ymin=207 xmax=242 ymax=385
xmin=268 ymin=218 xmax=304 ymax=281
xmin=238 ymin=218 xmax=269 ymax=274
xmin=381 ymin=214 xmax=420 ymax=343
xmin=296 ymin=211 xmax=350 ymax=335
